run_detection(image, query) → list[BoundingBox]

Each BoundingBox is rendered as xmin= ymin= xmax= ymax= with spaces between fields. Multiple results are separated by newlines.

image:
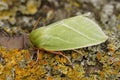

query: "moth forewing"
xmin=30 ymin=15 xmax=108 ymax=51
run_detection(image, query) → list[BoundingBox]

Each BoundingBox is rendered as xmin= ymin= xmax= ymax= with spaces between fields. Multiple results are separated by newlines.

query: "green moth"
xmin=30 ymin=15 xmax=108 ymax=51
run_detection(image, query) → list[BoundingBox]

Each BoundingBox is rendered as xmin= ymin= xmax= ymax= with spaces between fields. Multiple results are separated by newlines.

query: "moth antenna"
xmin=32 ymin=17 xmax=41 ymax=31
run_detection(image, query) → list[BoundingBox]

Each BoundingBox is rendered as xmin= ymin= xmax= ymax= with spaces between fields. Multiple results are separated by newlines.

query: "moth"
xmin=29 ymin=15 xmax=108 ymax=66
xmin=30 ymin=15 xmax=108 ymax=51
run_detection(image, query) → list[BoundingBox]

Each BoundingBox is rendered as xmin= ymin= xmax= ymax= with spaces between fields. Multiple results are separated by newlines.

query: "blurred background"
xmin=0 ymin=0 xmax=119 ymax=33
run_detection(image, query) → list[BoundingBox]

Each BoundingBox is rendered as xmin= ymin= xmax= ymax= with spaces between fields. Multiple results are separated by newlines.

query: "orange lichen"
xmin=0 ymin=40 xmax=119 ymax=80
xmin=42 ymin=60 xmax=48 ymax=65
xmin=26 ymin=0 xmax=38 ymax=14
xmin=113 ymin=70 xmax=119 ymax=75
xmin=47 ymin=76 xmax=54 ymax=80
xmin=37 ymin=51 xmax=44 ymax=60
xmin=107 ymin=43 xmax=115 ymax=53
xmin=96 ymin=52 xmax=102 ymax=60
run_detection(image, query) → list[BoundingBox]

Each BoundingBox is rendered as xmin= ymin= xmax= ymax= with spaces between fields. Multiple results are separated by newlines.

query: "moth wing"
xmin=30 ymin=15 xmax=108 ymax=51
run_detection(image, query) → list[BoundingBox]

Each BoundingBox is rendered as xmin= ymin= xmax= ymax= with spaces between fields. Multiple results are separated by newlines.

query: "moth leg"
xmin=72 ymin=50 xmax=83 ymax=56
xmin=58 ymin=52 xmax=73 ymax=66
xmin=47 ymin=51 xmax=73 ymax=66
xmin=36 ymin=49 xmax=44 ymax=62
xmin=36 ymin=49 xmax=40 ymax=62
